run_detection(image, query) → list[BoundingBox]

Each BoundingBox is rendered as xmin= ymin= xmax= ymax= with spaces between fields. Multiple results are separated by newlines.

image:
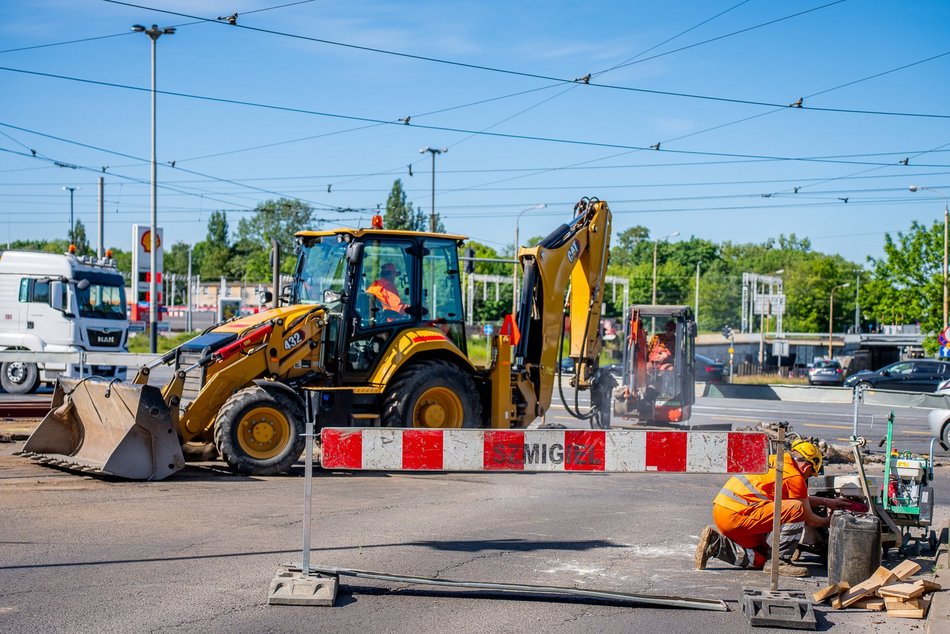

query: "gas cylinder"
xmin=827 ymin=511 xmax=881 ymax=585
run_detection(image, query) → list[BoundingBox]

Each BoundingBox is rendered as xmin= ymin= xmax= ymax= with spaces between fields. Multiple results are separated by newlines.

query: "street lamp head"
xmin=909 ymin=185 xmax=920 ymax=193
xmin=670 ymin=231 xmax=680 ymax=238
xmin=163 ymin=27 xmax=176 ymax=35
xmin=132 ymin=24 xmax=146 ymax=32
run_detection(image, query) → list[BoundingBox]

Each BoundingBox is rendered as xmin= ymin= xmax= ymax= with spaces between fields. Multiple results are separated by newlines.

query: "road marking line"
xmin=802 ymin=423 xmax=852 ymax=430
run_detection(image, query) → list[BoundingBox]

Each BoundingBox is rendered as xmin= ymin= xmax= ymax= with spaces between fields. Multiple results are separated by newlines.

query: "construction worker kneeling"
xmin=695 ymin=440 xmax=848 ymax=577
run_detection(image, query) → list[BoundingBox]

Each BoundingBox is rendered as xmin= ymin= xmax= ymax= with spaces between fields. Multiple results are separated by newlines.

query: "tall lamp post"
xmin=62 ymin=186 xmax=79 ymax=243
xmin=512 ymin=204 xmax=546 ymax=314
xmin=419 ymin=147 xmax=447 ymax=232
xmin=828 ymin=282 xmax=850 ymax=358
xmin=133 ymin=23 xmax=175 ymax=354
xmin=909 ymin=185 xmax=949 ymax=336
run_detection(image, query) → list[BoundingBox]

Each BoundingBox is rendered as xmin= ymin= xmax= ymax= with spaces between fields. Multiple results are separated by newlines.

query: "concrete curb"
xmin=928 ymin=521 xmax=950 ymax=634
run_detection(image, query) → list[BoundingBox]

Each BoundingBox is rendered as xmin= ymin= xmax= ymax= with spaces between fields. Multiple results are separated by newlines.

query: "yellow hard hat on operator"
xmin=791 ymin=440 xmax=822 ymax=473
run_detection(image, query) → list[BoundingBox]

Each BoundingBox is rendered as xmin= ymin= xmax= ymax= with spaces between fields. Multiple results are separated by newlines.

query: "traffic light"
xmin=464 ymin=247 xmax=475 ymax=274
xmin=722 ymin=325 xmax=734 ymax=339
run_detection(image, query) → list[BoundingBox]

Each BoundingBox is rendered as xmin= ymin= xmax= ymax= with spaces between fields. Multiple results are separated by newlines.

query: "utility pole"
xmin=186 ymin=247 xmax=193 ymax=332
xmin=97 ymin=177 xmax=104 ymax=258
xmin=133 ymin=23 xmax=175 ymax=353
xmin=419 ymin=147 xmax=447 ymax=232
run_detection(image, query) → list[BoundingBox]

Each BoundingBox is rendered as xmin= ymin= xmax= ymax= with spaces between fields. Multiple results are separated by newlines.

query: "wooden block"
xmin=885 ymin=596 xmax=930 ymax=619
xmin=889 ymin=559 xmax=921 ymax=581
xmin=813 ymin=582 xmax=846 ymax=603
xmin=853 ymin=596 xmax=885 ymax=611
xmin=879 ymin=581 xmax=926 ymax=600
xmin=868 ymin=566 xmax=898 ymax=587
xmin=840 ymin=576 xmax=891 ymax=608
xmin=885 ymin=597 xmax=922 ymax=610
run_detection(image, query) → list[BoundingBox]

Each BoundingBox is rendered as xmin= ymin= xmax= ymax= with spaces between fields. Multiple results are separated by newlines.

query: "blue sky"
xmin=2 ymin=0 xmax=950 ymax=266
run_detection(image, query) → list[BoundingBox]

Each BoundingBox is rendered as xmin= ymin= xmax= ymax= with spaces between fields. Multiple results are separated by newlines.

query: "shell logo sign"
xmin=140 ymin=230 xmax=162 ymax=253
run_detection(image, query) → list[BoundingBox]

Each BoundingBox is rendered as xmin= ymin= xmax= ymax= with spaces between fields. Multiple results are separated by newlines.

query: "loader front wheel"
xmin=382 ymin=360 xmax=482 ymax=428
xmin=214 ymin=386 xmax=305 ymax=476
xmin=1 ymin=361 xmax=39 ymax=394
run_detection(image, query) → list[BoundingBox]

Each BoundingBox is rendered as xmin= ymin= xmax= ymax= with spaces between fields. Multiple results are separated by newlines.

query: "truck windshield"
xmin=294 ymin=237 xmax=348 ymax=305
xmin=76 ymin=275 xmax=127 ymax=320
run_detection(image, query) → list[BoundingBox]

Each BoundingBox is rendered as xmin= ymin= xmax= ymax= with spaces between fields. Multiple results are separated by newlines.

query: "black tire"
xmin=1 ymin=361 xmax=39 ymax=394
xmin=382 ymin=359 xmax=483 ymax=428
xmin=213 ymin=385 xmax=305 ymax=476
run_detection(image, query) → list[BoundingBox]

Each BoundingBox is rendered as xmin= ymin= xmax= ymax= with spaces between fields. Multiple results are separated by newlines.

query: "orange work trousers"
xmin=713 ymin=500 xmax=805 ymax=567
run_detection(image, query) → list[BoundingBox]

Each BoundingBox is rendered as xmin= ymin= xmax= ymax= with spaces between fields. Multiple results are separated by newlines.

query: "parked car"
xmin=695 ymin=353 xmax=724 ymax=383
xmin=808 ymin=358 xmax=844 ymax=386
xmin=843 ymin=359 xmax=950 ymax=392
xmin=559 ymin=358 xmax=575 ymax=374
xmin=928 ymin=407 xmax=950 ymax=448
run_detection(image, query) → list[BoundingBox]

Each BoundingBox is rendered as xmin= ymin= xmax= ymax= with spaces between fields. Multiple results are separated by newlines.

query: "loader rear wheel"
xmin=382 ymin=360 xmax=482 ymax=428
xmin=1 ymin=361 xmax=39 ymax=394
xmin=213 ymin=386 xmax=305 ymax=476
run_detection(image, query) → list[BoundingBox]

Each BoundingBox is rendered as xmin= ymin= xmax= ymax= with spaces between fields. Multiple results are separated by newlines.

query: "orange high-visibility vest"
xmin=713 ymin=452 xmax=808 ymax=513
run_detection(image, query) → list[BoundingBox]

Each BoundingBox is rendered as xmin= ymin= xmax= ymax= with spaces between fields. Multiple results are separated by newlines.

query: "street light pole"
xmin=419 ymin=147 xmax=447 ymax=232
xmin=828 ymin=282 xmax=850 ymax=358
xmin=133 ymin=23 xmax=175 ymax=354
xmin=62 ymin=186 xmax=78 ymax=243
xmin=909 ymin=185 xmax=949 ymax=336
xmin=512 ymin=204 xmax=546 ymax=315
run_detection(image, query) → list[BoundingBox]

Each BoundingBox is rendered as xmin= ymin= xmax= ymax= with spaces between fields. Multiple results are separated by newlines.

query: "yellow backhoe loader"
xmin=20 ymin=197 xmax=614 ymax=480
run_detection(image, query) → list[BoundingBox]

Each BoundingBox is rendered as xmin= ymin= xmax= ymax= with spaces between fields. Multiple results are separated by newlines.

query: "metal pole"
xmin=770 ymin=424 xmax=786 ymax=592
xmin=651 ymin=240 xmax=658 ymax=305
xmin=512 ymin=222 xmax=519 ymax=316
xmin=148 ymin=32 xmax=158 ymax=354
xmin=828 ymin=289 xmax=834 ymax=358
xmin=854 ymin=275 xmax=860 ymax=333
xmin=186 ymin=247 xmax=193 ymax=332
xmin=694 ymin=261 xmax=700 ymax=324
xmin=63 ymin=186 xmax=77 ymax=243
xmin=944 ymin=204 xmax=948 ymax=331
xmin=97 ymin=177 xmax=104 ymax=258
xmin=302 ymin=407 xmax=314 ymax=576
xmin=430 ymin=151 xmax=436 ymax=232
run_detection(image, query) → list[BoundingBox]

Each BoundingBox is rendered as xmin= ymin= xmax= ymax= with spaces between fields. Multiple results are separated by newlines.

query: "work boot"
xmin=694 ymin=525 xmax=721 ymax=570
xmin=763 ymin=559 xmax=809 ymax=577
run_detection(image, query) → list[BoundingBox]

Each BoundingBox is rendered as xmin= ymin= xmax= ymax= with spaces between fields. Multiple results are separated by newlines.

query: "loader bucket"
xmin=18 ymin=378 xmax=185 ymax=481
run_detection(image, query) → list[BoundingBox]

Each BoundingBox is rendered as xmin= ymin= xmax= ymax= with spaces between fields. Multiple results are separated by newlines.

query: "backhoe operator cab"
xmin=292 ymin=228 xmax=478 ymax=428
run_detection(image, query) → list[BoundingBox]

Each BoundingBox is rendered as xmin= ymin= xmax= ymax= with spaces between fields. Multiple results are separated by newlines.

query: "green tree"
xmin=68 ymin=220 xmax=91 ymax=255
xmin=233 ymin=199 xmax=314 ymax=279
xmin=863 ymin=220 xmax=941 ymax=351
xmin=384 ymin=180 xmax=417 ymax=230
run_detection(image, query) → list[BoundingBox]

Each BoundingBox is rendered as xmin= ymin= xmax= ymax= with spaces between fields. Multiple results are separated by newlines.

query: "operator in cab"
xmin=367 ymin=262 xmax=408 ymax=317
xmin=694 ymin=440 xmax=849 ymax=577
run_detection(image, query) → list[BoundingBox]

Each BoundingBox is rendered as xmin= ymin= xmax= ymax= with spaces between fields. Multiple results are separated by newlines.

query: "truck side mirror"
xmin=76 ymin=279 xmax=90 ymax=290
xmin=50 ymin=281 xmax=64 ymax=311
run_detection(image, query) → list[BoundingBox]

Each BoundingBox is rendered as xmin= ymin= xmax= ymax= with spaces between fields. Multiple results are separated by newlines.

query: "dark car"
xmin=843 ymin=359 xmax=950 ymax=392
xmin=695 ymin=353 xmax=724 ymax=383
xmin=808 ymin=358 xmax=844 ymax=386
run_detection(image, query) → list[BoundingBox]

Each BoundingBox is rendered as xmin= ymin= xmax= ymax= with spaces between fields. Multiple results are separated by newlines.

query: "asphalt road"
xmin=0 ymin=389 xmax=945 ymax=633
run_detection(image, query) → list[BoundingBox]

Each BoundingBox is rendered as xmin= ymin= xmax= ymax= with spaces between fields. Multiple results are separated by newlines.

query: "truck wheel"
xmin=1 ymin=361 xmax=39 ymax=394
xmin=382 ymin=359 xmax=482 ymax=428
xmin=213 ymin=385 xmax=305 ymax=476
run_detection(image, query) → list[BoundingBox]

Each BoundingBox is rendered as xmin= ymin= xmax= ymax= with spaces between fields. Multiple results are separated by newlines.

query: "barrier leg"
xmin=268 ymin=407 xmax=338 ymax=606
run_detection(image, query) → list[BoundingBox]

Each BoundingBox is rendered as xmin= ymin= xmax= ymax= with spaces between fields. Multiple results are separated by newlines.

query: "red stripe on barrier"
xmin=484 ymin=430 xmax=524 ymax=470
xmin=403 ymin=429 xmax=444 ymax=470
xmin=645 ymin=431 xmax=687 ymax=472
xmin=727 ymin=432 xmax=769 ymax=474
xmin=321 ymin=428 xmax=362 ymax=469
xmin=564 ymin=430 xmax=606 ymax=471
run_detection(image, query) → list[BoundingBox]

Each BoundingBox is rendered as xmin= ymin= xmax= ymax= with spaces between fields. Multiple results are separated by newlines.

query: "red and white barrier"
xmin=320 ymin=428 xmax=769 ymax=474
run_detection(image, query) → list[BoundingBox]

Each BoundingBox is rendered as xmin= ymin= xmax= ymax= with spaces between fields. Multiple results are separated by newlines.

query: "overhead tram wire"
xmin=10 ymin=65 xmax=949 ymax=175
xmin=0 ymin=121 xmax=351 ymax=214
xmin=100 ymin=0 xmax=944 ymax=121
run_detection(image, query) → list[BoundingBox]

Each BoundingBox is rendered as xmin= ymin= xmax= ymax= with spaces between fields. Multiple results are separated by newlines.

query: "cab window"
xmin=356 ymin=240 xmax=414 ymax=329
xmin=421 ymin=239 xmax=466 ymax=351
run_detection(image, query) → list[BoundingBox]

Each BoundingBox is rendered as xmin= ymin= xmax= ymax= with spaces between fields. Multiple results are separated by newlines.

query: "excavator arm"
xmin=511 ymin=198 xmax=613 ymax=425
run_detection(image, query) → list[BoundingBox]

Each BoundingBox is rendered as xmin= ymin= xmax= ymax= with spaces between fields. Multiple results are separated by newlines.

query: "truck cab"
xmin=0 ymin=251 xmax=129 ymax=393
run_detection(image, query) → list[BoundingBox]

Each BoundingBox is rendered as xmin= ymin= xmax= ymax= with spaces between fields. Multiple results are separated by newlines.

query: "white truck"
xmin=0 ymin=251 xmax=129 ymax=393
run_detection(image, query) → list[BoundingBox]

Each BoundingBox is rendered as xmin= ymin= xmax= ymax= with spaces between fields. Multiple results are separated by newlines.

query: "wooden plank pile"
xmin=811 ymin=560 xmax=940 ymax=619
